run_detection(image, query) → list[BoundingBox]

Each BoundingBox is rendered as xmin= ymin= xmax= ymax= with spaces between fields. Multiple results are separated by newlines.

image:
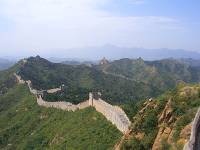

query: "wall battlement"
xmin=14 ymin=73 xmax=131 ymax=133
xmin=184 ymin=108 xmax=200 ymax=150
xmin=89 ymin=92 xmax=131 ymax=133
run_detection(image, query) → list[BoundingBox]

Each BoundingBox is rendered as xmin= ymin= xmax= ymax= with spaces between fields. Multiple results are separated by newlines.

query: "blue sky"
xmin=0 ymin=0 xmax=200 ymax=57
xmin=103 ymin=0 xmax=200 ymax=19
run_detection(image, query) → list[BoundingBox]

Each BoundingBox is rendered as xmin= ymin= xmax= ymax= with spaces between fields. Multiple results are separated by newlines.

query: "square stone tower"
xmin=89 ymin=92 xmax=93 ymax=106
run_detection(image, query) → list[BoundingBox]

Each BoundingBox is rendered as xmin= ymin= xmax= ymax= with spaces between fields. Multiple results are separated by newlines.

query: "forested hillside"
xmin=0 ymin=62 xmax=21 ymax=95
xmin=17 ymin=56 xmax=200 ymax=106
xmin=1 ymin=56 xmax=200 ymax=149
xmin=18 ymin=56 xmax=156 ymax=104
xmin=99 ymin=58 xmax=200 ymax=94
xmin=0 ymin=80 xmax=121 ymax=149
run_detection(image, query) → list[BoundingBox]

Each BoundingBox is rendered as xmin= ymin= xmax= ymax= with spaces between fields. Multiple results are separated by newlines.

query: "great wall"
xmin=14 ymin=73 xmax=200 ymax=149
xmin=14 ymin=73 xmax=131 ymax=134
xmin=184 ymin=108 xmax=200 ymax=150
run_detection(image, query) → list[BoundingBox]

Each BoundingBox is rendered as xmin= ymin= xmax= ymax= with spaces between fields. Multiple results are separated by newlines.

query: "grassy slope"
xmin=0 ymin=85 xmax=122 ymax=150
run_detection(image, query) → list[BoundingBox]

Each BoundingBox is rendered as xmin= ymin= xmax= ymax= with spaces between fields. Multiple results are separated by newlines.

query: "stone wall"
xmin=26 ymin=80 xmax=39 ymax=95
xmin=14 ymin=73 xmax=130 ymax=133
xmin=37 ymin=95 xmax=78 ymax=111
xmin=184 ymin=108 xmax=200 ymax=150
xmin=14 ymin=73 xmax=89 ymax=111
xmin=47 ymin=87 xmax=62 ymax=94
xmin=89 ymin=93 xmax=131 ymax=133
xmin=77 ymin=100 xmax=90 ymax=109
xmin=14 ymin=73 xmax=25 ymax=84
xmin=37 ymin=95 xmax=89 ymax=111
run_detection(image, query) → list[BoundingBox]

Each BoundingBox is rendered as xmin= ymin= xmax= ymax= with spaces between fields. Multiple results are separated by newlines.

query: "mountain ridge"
xmin=40 ymin=45 xmax=200 ymax=60
xmin=1 ymin=56 xmax=200 ymax=149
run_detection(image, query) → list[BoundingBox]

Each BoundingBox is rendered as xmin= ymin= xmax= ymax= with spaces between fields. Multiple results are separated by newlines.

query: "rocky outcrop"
xmin=114 ymin=130 xmax=132 ymax=150
xmin=152 ymin=98 xmax=199 ymax=150
xmin=179 ymin=86 xmax=199 ymax=98
xmin=179 ymin=123 xmax=192 ymax=147
xmin=152 ymin=99 xmax=174 ymax=150
xmin=158 ymin=99 xmax=174 ymax=125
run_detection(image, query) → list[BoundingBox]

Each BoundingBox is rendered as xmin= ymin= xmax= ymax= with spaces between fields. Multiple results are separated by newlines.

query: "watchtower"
xmin=89 ymin=92 xmax=102 ymax=106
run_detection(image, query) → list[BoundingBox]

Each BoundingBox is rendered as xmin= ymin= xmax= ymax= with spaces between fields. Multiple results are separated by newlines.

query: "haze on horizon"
xmin=0 ymin=0 xmax=200 ymax=58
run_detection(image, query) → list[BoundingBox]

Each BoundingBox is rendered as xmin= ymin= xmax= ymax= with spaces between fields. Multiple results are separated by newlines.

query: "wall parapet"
xmin=37 ymin=95 xmax=90 ymax=111
xmin=89 ymin=92 xmax=131 ymax=133
xmin=184 ymin=108 xmax=200 ymax=150
xmin=14 ymin=73 xmax=25 ymax=84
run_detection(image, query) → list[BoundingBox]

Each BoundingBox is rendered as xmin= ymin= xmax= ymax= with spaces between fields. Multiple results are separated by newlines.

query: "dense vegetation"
xmin=1 ymin=56 xmax=200 ymax=149
xmin=18 ymin=56 xmax=156 ymax=104
xmin=0 ymin=85 xmax=122 ymax=149
xmin=43 ymin=87 xmax=90 ymax=104
xmin=122 ymin=83 xmax=200 ymax=150
xmin=100 ymin=58 xmax=200 ymax=93
xmin=122 ymin=94 xmax=168 ymax=150
xmin=18 ymin=56 xmax=200 ymax=108
xmin=0 ymin=62 xmax=22 ymax=95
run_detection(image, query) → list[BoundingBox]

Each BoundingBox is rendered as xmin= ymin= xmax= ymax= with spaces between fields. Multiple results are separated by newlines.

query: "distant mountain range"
xmin=1 ymin=45 xmax=200 ymax=62
xmin=43 ymin=45 xmax=200 ymax=60
xmin=0 ymin=58 xmax=15 ymax=70
xmin=180 ymin=58 xmax=200 ymax=67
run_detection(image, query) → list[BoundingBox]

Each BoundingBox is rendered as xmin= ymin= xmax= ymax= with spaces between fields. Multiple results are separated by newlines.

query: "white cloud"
xmin=0 ymin=0 xmax=191 ymax=55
